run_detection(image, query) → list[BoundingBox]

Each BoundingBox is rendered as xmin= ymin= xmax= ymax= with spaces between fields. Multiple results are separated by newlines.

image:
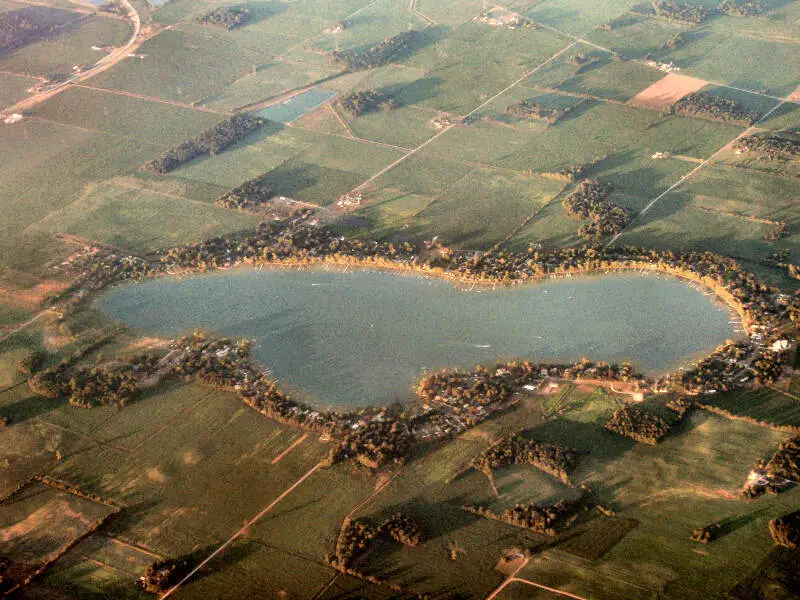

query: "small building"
xmin=3 ymin=113 xmax=23 ymax=125
xmin=770 ymin=339 xmax=790 ymax=353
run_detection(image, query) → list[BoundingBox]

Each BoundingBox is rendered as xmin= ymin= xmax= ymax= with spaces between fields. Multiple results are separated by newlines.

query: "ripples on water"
xmin=98 ymin=268 xmax=738 ymax=407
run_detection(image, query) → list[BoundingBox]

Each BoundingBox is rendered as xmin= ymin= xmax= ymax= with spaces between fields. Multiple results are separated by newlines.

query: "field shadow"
xmin=714 ymin=508 xmax=771 ymax=540
xmin=379 ymin=77 xmax=444 ymax=106
xmin=0 ymin=391 xmax=63 ymax=424
xmin=240 ymin=0 xmax=286 ymax=26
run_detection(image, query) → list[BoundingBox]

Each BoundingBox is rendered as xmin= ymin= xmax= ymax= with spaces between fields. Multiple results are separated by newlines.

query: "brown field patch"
xmin=0 ymin=481 xmax=116 ymax=583
xmin=788 ymin=86 xmax=800 ymax=103
xmin=629 ymin=73 xmax=709 ymax=109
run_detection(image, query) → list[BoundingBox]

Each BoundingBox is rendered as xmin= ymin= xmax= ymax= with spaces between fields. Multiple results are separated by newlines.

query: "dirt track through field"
xmin=159 ymin=461 xmax=323 ymax=599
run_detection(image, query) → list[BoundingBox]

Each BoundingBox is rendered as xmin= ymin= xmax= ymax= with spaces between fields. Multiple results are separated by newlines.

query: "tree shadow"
xmin=239 ymin=0 xmax=286 ymax=27
xmin=1 ymin=390 xmax=63 ymax=424
xmin=379 ymin=77 xmax=444 ymax=106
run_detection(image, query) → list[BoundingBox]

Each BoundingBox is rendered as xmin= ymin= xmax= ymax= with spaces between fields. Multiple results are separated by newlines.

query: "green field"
xmin=1 ymin=0 xmax=800 ymax=596
xmin=0 ymin=14 xmax=132 ymax=77
xmin=617 ymin=164 xmax=800 ymax=261
xmin=0 ymin=71 xmax=37 ymax=108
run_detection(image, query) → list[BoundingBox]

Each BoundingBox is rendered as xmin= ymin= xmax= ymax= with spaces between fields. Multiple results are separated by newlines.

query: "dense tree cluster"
xmin=750 ymin=347 xmax=787 ymax=384
xmin=690 ymin=522 xmax=722 ymax=543
xmin=463 ymin=496 xmax=584 ymax=536
xmin=0 ymin=10 xmax=42 ymax=50
xmin=671 ymin=93 xmax=759 ymax=127
xmin=562 ymin=180 xmax=629 ymax=243
xmin=329 ymin=513 xmax=422 ymax=569
xmin=605 ymin=406 xmax=671 ymax=444
xmin=666 ymin=396 xmax=694 ymax=420
xmin=216 ymin=176 xmax=274 ymax=211
xmin=15 ymin=350 xmax=44 ymax=375
xmin=144 ymin=114 xmax=264 ymax=174
xmin=339 ymin=90 xmax=398 ymax=116
xmin=327 ymin=420 xmax=414 ymax=468
xmin=717 ymin=0 xmax=764 ymax=16
xmin=29 ymin=363 xmax=139 ymax=408
xmin=137 ymin=557 xmax=195 ymax=593
xmin=765 ymin=437 xmax=800 ymax=485
xmin=196 ymin=6 xmax=250 ymax=29
xmin=743 ymin=436 xmax=800 ymax=499
xmin=651 ymin=1 xmax=711 ymax=24
xmin=734 ymin=133 xmax=800 ymax=160
xmin=505 ymin=99 xmax=568 ymax=124
xmin=769 ymin=511 xmax=800 ymax=549
xmin=0 ymin=557 xmax=12 ymax=595
xmin=471 ymin=434 xmax=580 ymax=484
xmin=331 ymin=30 xmax=419 ymax=70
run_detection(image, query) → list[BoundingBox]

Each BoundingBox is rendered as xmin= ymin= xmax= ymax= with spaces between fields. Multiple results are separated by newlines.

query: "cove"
xmin=97 ymin=268 xmax=739 ymax=407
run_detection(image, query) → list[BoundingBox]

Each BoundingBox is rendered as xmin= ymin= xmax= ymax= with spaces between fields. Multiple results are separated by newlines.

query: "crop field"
xmin=27 ymin=180 xmax=260 ymax=254
xmin=35 ymin=534 xmax=154 ymax=600
xmin=90 ymin=27 xmax=266 ymax=105
xmin=0 ymin=13 xmax=131 ymax=77
xmin=697 ymin=388 xmax=800 ymax=429
xmin=32 ymin=85 xmax=224 ymax=146
xmin=0 ymin=480 xmax=116 ymax=567
xmin=200 ymin=62 xmax=339 ymax=112
xmin=404 ymin=169 xmax=564 ymax=249
xmin=0 ymin=71 xmax=37 ymax=108
xmin=586 ymin=13 xmax=688 ymax=59
xmin=617 ymin=163 xmax=800 ymax=261
xmin=654 ymin=30 xmax=800 ymax=98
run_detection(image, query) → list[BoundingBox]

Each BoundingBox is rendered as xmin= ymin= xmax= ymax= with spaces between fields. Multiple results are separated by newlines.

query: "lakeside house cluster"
xmin=35 ymin=215 xmax=797 ymax=469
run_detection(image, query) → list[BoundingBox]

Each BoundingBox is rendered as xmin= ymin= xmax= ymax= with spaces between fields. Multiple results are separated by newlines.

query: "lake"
xmin=97 ymin=268 xmax=739 ymax=407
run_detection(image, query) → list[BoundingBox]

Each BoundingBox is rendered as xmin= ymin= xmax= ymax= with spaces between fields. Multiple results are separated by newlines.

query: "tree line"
xmin=604 ymin=406 xmax=671 ymax=444
xmin=144 ymin=114 xmax=264 ymax=174
xmin=462 ymin=493 xmax=586 ymax=536
xmin=671 ymin=92 xmax=759 ymax=127
xmin=137 ymin=557 xmax=195 ymax=593
xmin=651 ymin=1 xmax=711 ymax=24
xmin=328 ymin=513 xmax=423 ymax=570
xmin=505 ymin=99 xmax=569 ymax=124
xmin=770 ymin=510 xmax=799 ymax=549
xmin=0 ymin=10 xmax=43 ymax=51
xmin=471 ymin=433 xmax=581 ymax=484
xmin=196 ymin=6 xmax=250 ymax=29
xmin=734 ymin=132 xmax=800 ymax=161
xmin=215 ymin=176 xmax=274 ymax=211
xmin=331 ymin=30 xmax=419 ymax=71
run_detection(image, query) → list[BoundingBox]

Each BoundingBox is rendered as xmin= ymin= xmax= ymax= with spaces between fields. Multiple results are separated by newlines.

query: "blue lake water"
xmin=97 ymin=268 xmax=738 ymax=407
xmin=255 ymin=88 xmax=337 ymax=123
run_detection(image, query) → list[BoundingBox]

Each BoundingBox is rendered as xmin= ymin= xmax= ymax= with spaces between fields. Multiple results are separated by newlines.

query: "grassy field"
xmin=616 ymin=163 xmax=800 ymax=261
xmin=27 ymin=180 xmax=260 ymax=254
xmin=403 ymin=169 xmax=564 ymax=249
xmin=512 ymin=406 xmax=800 ymax=599
xmin=0 ymin=480 xmax=116 ymax=566
xmin=90 ymin=27 xmax=266 ymax=105
xmin=32 ymin=85 xmax=224 ymax=146
xmin=0 ymin=14 xmax=132 ymax=78
xmin=0 ymin=71 xmax=37 ymax=108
